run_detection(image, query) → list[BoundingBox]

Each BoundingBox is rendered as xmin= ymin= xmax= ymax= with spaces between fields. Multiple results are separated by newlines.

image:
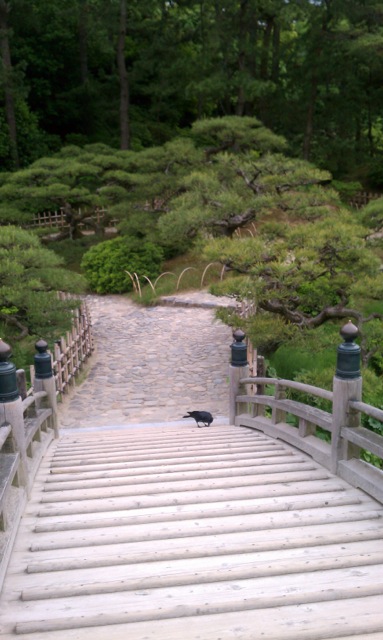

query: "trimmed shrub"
xmin=81 ymin=237 xmax=163 ymax=294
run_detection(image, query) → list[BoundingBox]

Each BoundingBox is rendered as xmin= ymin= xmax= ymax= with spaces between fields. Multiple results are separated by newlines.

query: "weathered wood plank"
xmin=49 ymin=441 xmax=282 ymax=469
xmin=13 ymin=518 xmax=383 ymax=575
xmin=5 ymin=566 xmax=383 ymax=634
xmin=32 ymin=491 xmax=361 ymax=533
xmin=341 ymin=426 xmax=383 ymax=459
xmin=1 ymin=424 xmax=383 ymax=640
xmin=0 ymin=425 xmax=12 ymax=450
xmin=41 ymin=460 xmax=318 ymax=500
xmin=43 ymin=450 xmax=297 ymax=486
xmin=19 ymin=548 xmax=383 ymax=602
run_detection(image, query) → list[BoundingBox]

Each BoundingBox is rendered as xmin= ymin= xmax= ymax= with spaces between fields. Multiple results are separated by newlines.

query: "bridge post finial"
xmin=331 ymin=322 xmax=362 ymax=474
xmin=33 ymin=339 xmax=59 ymax=438
xmin=229 ymin=329 xmax=249 ymax=425
xmin=0 ymin=339 xmax=28 ymax=487
xmin=0 ymin=339 xmax=19 ymax=403
xmin=335 ymin=320 xmax=361 ymax=379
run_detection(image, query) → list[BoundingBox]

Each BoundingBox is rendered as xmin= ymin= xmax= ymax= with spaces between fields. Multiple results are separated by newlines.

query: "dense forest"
xmin=2 ymin=0 xmax=383 ymax=424
xmin=1 ymin=0 xmax=383 ymax=185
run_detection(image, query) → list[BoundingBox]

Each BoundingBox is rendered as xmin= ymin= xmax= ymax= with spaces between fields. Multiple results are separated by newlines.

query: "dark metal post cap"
xmin=340 ymin=320 xmax=359 ymax=342
xmin=34 ymin=338 xmax=53 ymax=379
xmin=0 ymin=339 xmax=19 ymax=402
xmin=336 ymin=320 xmax=361 ymax=379
xmin=231 ymin=329 xmax=248 ymax=367
xmin=35 ymin=339 xmax=49 ymax=354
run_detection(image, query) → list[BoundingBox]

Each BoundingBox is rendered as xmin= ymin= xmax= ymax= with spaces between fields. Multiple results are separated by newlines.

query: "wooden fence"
xmin=27 ymin=208 xmax=118 ymax=230
xmin=348 ymin=191 xmax=381 ymax=209
xmin=27 ymin=300 xmax=94 ymax=397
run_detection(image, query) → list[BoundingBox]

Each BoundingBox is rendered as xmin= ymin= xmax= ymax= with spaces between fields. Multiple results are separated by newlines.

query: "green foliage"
xmin=0 ymin=100 xmax=55 ymax=170
xmin=270 ymin=346 xmax=335 ymax=382
xmin=50 ymin=235 xmax=102 ymax=272
xmin=360 ymin=197 xmax=383 ymax=231
xmin=203 ymin=204 xmax=383 ymax=365
xmin=190 ymin=116 xmax=287 ymax=154
xmin=1 ymin=0 xmax=383 ymax=183
xmin=0 ymin=226 xmax=86 ymax=342
xmin=331 ymin=180 xmax=363 ymax=202
xmin=81 ymin=237 xmax=164 ymax=294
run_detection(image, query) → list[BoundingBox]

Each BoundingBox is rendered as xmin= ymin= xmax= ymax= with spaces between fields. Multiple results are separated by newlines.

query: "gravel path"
xmin=58 ymin=292 xmax=237 ymax=431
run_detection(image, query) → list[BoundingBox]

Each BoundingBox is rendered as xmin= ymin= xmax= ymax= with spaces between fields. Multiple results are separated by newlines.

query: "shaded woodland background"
xmin=1 ymin=0 xmax=383 ymax=186
xmin=2 ymin=1 xmax=383 ymax=458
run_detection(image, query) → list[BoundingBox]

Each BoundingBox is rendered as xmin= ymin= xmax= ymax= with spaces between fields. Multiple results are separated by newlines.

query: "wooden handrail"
xmin=239 ymin=377 xmax=334 ymax=402
xmin=232 ymin=372 xmax=383 ymax=503
xmin=0 ymin=298 xmax=95 ymax=590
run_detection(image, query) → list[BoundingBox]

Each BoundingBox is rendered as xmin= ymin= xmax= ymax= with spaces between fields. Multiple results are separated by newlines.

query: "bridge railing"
xmin=0 ymin=298 xmax=94 ymax=591
xmin=0 ymin=339 xmax=59 ymax=590
xmin=229 ymin=324 xmax=383 ymax=504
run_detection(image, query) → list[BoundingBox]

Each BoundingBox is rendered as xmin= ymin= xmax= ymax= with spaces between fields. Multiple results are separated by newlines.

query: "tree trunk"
xmin=117 ymin=0 xmax=130 ymax=150
xmin=303 ymin=74 xmax=318 ymax=161
xmin=235 ymin=0 xmax=248 ymax=116
xmin=260 ymin=17 xmax=273 ymax=81
xmin=271 ymin=22 xmax=280 ymax=83
xmin=79 ymin=0 xmax=89 ymax=84
xmin=258 ymin=16 xmax=273 ymax=123
xmin=0 ymin=0 xmax=19 ymax=168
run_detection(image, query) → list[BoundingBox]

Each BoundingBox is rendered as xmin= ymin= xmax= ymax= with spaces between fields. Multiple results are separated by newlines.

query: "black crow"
xmin=183 ymin=411 xmax=214 ymax=427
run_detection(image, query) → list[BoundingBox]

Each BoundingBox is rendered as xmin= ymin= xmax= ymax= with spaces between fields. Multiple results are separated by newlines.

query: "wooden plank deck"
xmin=0 ymin=423 xmax=383 ymax=639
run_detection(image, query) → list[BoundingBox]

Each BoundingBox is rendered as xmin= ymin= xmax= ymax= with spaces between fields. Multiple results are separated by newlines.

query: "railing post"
xmin=229 ymin=329 xmax=249 ymax=424
xmin=271 ymin=382 xmax=286 ymax=424
xmin=0 ymin=339 xmax=28 ymax=486
xmin=331 ymin=321 xmax=362 ymax=473
xmin=33 ymin=339 xmax=59 ymax=438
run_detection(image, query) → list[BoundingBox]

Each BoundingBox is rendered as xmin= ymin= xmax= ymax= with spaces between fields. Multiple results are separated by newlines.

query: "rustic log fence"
xmin=347 ymin=191 xmax=381 ymax=209
xmin=29 ymin=300 xmax=94 ymax=397
xmin=26 ymin=208 xmax=118 ymax=230
xmin=28 ymin=208 xmax=107 ymax=229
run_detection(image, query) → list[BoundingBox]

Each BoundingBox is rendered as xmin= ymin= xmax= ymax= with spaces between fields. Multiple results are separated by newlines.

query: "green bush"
xmin=81 ymin=237 xmax=164 ymax=294
xmin=51 ymin=236 xmax=102 ymax=272
xmin=269 ymin=345 xmax=335 ymax=380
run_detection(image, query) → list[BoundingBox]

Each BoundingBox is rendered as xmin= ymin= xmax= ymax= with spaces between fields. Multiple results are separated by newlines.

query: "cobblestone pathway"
xmin=58 ymin=292 xmax=236 ymax=431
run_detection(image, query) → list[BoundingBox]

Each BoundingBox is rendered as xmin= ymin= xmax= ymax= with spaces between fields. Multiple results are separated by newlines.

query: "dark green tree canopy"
xmin=1 ymin=0 xmax=383 ymax=186
xmin=0 ymin=226 xmax=86 ymax=341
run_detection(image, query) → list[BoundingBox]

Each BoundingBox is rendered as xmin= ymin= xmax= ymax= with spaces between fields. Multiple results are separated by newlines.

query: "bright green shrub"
xmin=81 ymin=237 xmax=164 ymax=294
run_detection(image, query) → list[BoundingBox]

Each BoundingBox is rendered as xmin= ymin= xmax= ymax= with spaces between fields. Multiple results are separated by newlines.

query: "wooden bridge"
xmin=1 ymin=324 xmax=383 ymax=639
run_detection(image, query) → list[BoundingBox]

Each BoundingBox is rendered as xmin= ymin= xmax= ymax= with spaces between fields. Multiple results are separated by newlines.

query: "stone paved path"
xmin=59 ymin=292 xmax=236 ymax=431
